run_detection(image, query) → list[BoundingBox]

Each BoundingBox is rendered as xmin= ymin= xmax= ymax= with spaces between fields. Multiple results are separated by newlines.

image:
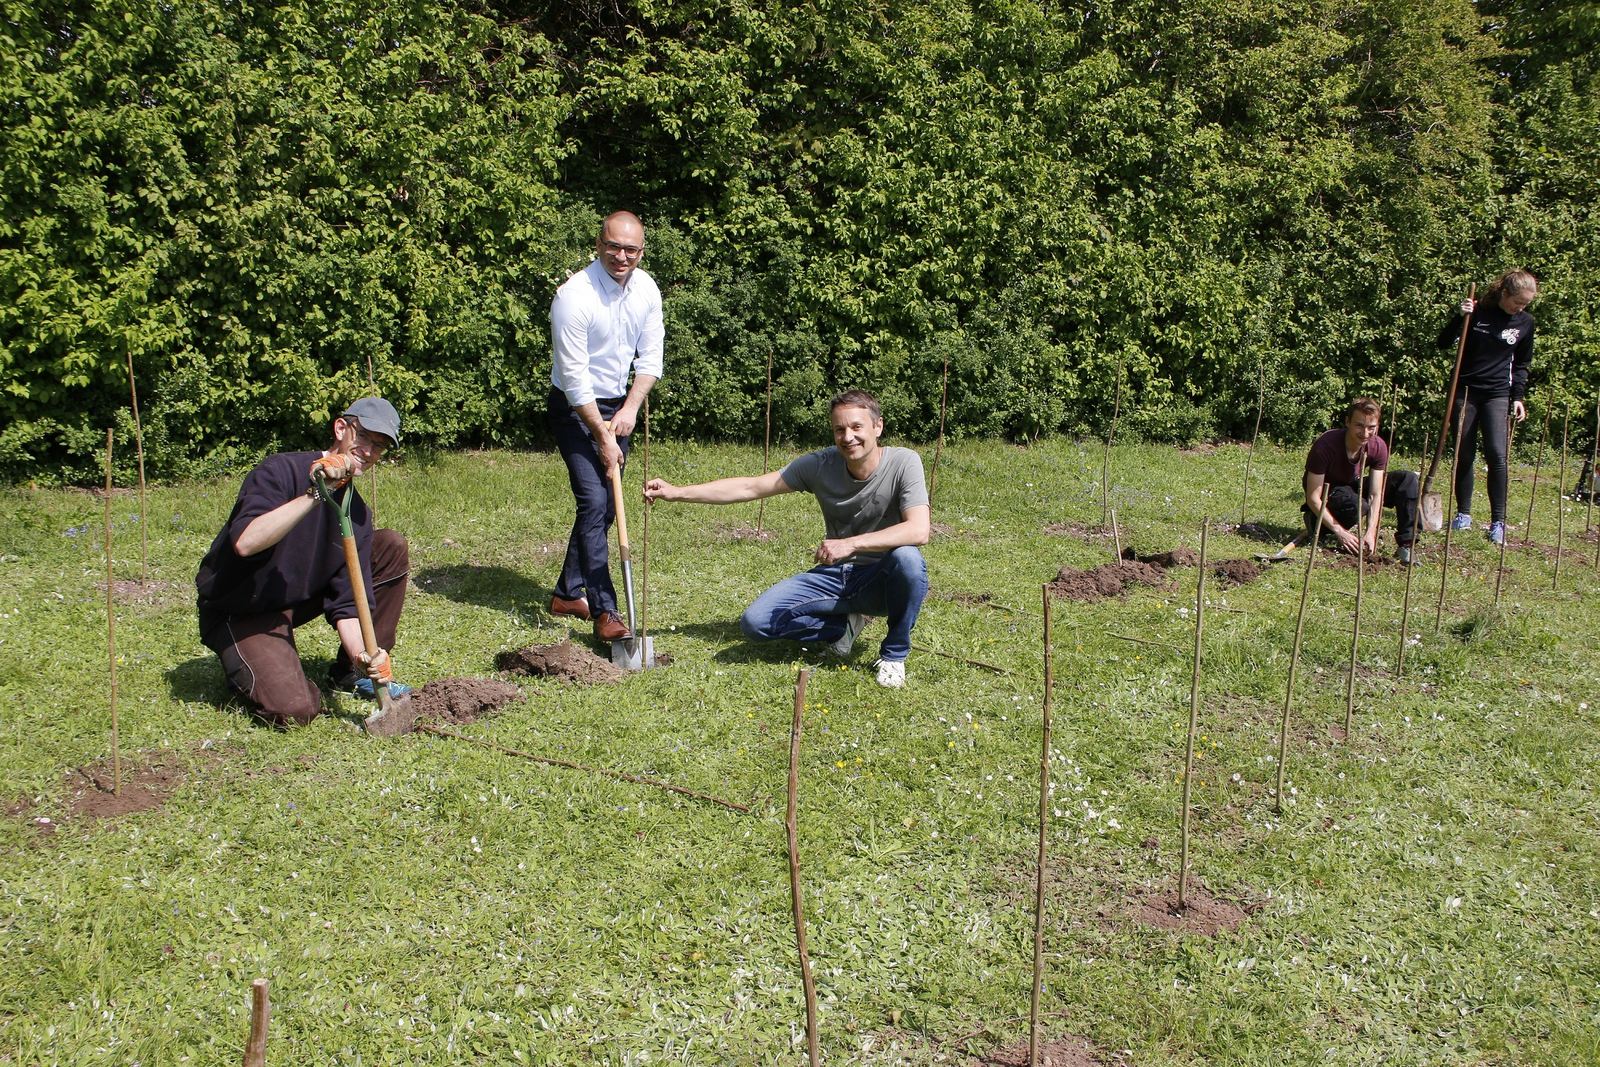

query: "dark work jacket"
xmin=1437 ymin=301 xmax=1534 ymax=401
xmin=195 ymin=451 xmax=374 ymax=624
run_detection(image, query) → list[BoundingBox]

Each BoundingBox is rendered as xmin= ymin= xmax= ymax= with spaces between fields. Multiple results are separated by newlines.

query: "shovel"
xmin=1420 ymin=283 xmax=1476 ymax=531
xmin=606 ymin=452 xmax=654 ymax=670
xmin=313 ymin=472 xmax=417 ymax=736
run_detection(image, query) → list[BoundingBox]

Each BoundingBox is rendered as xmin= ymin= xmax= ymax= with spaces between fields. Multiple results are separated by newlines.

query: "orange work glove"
xmin=308 ymin=454 xmax=353 ymax=493
xmin=356 ymin=648 xmax=393 ymax=684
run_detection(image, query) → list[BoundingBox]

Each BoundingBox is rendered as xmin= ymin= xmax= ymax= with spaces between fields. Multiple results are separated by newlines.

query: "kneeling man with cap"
xmin=195 ymin=398 xmax=412 ymax=726
xmin=644 ymin=389 xmax=929 ymax=688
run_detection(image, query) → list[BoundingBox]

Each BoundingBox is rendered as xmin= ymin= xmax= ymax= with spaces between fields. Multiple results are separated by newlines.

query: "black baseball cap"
xmin=341 ymin=397 xmax=401 ymax=446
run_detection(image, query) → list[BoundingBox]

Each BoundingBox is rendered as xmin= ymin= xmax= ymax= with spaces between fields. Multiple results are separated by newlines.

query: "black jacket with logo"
xmin=1436 ymin=301 xmax=1534 ymax=401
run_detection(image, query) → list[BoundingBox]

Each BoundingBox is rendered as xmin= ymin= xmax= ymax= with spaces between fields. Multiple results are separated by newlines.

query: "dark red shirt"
xmin=1305 ymin=428 xmax=1388 ymax=486
xmin=195 ymin=451 xmax=374 ymax=623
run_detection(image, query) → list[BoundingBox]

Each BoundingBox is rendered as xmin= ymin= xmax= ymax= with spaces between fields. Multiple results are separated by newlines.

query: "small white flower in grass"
xmin=1231 ymin=773 xmax=1241 ymax=783
xmin=1106 ymin=818 xmax=1120 ymax=830
xmin=1445 ymin=896 xmax=1463 ymax=912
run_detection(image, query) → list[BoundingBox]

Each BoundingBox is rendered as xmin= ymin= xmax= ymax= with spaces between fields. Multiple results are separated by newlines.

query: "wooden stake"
xmin=365 ymin=352 xmax=380 ymax=516
xmin=1523 ymin=396 xmax=1551 ymax=545
xmin=1587 ymin=393 xmax=1599 ymax=536
xmin=242 ymin=978 xmax=270 ymax=1067
xmin=1435 ymin=389 xmax=1470 ymax=633
xmin=787 ymin=668 xmax=821 ymax=1067
xmin=1396 ymin=433 xmax=1427 ymax=681
xmin=1238 ymin=366 xmax=1266 ymax=522
xmin=123 ymin=351 xmax=148 ymax=582
xmin=1277 ymin=486 xmax=1328 ymax=811
xmin=1101 ymin=357 xmax=1123 ymax=525
xmin=1109 ymin=507 xmax=1122 ymax=561
xmin=640 ymin=397 xmax=650 ymax=640
xmin=1177 ymin=518 xmax=1209 ymax=910
xmin=1388 ymin=386 xmax=1404 ymax=463
xmin=757 ymin=349 xmax=773 ymax=533
xmin=1554 ymin=403 xmax=1570 ymax=591
xmin=930 ymin=351 xmax=949 ymax=497
xmin=1028 ymin=585 xmax=1054 ymax=1067
xmin=104 ymin=428 xmax=120 ymax=796
xmin=1344 ymin=458 xmax=1368 ymax=736
xmin=1495 ymin=409 xmax=1518 ymax=606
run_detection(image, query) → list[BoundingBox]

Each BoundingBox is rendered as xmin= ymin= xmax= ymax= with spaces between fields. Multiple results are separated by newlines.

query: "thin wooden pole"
xmin=1110 ymin=507 xmax=1122 ymax=560
xmin=1587 ymin=393 xmax=1599 ymax=535
xmin=1344 ymin=457 xmax=1368 ymax=736
xmin=757 ymin=349 xmax=773 ymax=533
xmin=1028 ymin=585 xmax=1054 ymax=1067
xmin=1277 ymin=486 xmax=1328 ymax=811
xmin=365 ymin=352 xmax=380 ymax=516
xmin=1523 ymin=396 xmax=1551 ymax=545
xmin=930 ymin=351 xmax=949 ymax=497
xmin=1238 ymin=364 xmax=1266 ymax=524
xmin=241 ymin=978 xmax=270 ymax=1067
xmin=786 ymin=669 xmax=821 ymax=1067
xmin=104 ymin=429 xmax=120 ymax=796
xmin=1435 ymin=390 xmax=1470 ymax=633
xmin=1554 ymin=404 xmax=1570 ymax=591
xmin=1397 ymin=433 xmax=1428 ymax=681
xmin=640 ymin=397 xmax=650 ymax=640
xmin=1388 ymin=387 xmax=1404 ymax=464
xmin=1101 ymin=357 xmax=1123 ymax=526
xmin=123 ymin=351 xmax=148 ymax=582
xmin=1177 ymin=518 xmax=1209 ymax=910
xmin=1495 ymin=409 xmax=1518 ymax=606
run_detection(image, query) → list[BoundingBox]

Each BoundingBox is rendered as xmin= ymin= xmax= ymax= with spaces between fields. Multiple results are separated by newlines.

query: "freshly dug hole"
xmin=497 ymin=639 xmax=626 ymax=684
xmin=1211 ymin=558 xmax=1263 ymax=586
xmin=410 ymin=677 xmax=525 ymax=725
xmin=1049 ymin=560 xmax=1170 ymax=603
xmin=1121 ymin=546 xmax=1200 ymax=568
xmin=1128 ymin=882 xmax=1255 ymax=936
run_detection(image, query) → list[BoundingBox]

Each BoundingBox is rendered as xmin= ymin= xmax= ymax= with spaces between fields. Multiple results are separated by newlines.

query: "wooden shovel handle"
xmin=1426 ymin=282 xmax=1477 ymax=486
xmin=341 ymin=534 xmax=380 ymax=656
xmin=606 ymin=442 xmax=632 ymax=561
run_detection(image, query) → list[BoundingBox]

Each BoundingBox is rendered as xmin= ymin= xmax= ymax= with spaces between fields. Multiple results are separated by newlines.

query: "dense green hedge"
xmin=3 ymin=0 xmax=1597 ymax=482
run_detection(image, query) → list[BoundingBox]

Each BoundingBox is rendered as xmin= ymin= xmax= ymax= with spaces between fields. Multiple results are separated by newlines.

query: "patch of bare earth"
xmin=714 ymin=520 xmax=777 ymax=542
xmin=94 ymin=579 xmax=185 ymax=604
xmin=1122 ymin=546 xmax=1199 ymax=568
xmin=410 ymin=677 xmax=525 ymax=725
xmin=497 ymin=640 xmax=626 ymax=684
xmin=64 ymin=747 xmax=225 ymax=821
xmin=972 ymin=1035 xmax=1105 ymax=1066
xmin=1049 ymin=561 xmax=1170 ymax=603
xmin=1044 ymin=520 xmax=1112 ymax=541
xmin=1211 ymin=558 xmax=1263 ymax=586
xmin=1124 ymin=881 xmax=1258 ymax=936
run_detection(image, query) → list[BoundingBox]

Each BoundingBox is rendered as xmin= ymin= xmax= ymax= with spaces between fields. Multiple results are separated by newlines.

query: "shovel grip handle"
xmin=609 ymin=464 xmax=631 ymax=561
xmin=340 ymin=535 xmax=390 ymax=714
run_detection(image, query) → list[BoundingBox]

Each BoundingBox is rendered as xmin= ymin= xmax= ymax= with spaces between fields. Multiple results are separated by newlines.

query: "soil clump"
xmin=1211 ymin=558 xmax=1263 ymax=586
xmin=1128 ymin=882 xmax=1254 ymax=936
xmin=1049 ymin=560 xmax=1170 ymax=603
xmin=974 ymin=1035 xmax=1104 ymax=1066
xmin=497 ymin=639 xmax=627 ymax=684
xmin=1122 ymin=546 xmax=1199 ymax=568
xmin=410 ymin=677 xmax=525 ymax=725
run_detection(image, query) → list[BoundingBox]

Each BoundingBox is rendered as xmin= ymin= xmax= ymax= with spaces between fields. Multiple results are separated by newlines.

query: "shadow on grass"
xmin=1237 ymin=519 xmax=1303 ymax=546
xmin=414 ymin=564 xmax=553 ymax=614
xmin=165 ymin=655 xmax=367 ymax=729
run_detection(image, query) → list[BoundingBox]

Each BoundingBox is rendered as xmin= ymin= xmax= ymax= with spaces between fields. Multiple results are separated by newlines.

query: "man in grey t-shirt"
xmin=643 ymin=389 xmax=930 ymax=688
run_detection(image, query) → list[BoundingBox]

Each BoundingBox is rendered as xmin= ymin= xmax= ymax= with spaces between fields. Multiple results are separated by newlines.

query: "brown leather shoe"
xmin=594 ymin=611 xmax=630 ymax=641
xmin=549 ymin=595 xmax=590 ymax=621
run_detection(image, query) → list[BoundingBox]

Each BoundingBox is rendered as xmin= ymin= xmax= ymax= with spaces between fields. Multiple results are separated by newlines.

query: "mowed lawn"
xmin=1 ymin=437 xmax=1597 ymax=1066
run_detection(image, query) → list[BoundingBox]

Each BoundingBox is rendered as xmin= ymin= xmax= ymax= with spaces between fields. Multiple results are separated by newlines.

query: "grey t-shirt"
xmin=780 ymin=446 xmax=930 ymax=564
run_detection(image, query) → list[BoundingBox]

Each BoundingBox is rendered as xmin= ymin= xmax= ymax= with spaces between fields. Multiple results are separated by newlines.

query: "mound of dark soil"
xmin=66 ymin=753 xmax=193 ymax=820
xmin=1050 ymin=560 xmax=1170 ymax=603
xmin=496 ymin=639 xmax=626 ymax=684
xmin=976 ymin=1035 xmax=1104 ymax=1066
xmin=1122 ymin=546 xmax=1200 ymax=568
xmin=1129 ymin=882 xmax=1255 ymax=936
xmin=1211 ymin=558 xmax=1263 ymax=586
xmin=410 ymin=677 xmax=524 ymax=725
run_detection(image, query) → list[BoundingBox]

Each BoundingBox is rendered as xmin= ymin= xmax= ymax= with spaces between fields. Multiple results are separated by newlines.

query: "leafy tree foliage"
xmin=1 ymin=0 xmax=1594 ymax=480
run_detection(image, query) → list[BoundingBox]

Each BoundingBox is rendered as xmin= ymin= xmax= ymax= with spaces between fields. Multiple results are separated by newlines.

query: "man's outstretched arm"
xmin=644 ymin=469 xmax=793 ymax=505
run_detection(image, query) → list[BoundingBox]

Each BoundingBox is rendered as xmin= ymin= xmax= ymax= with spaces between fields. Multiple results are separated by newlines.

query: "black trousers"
xmin=1452 ymin=393 xmax=1510 ymax=523
xmin=548 ymin=388 xmax=632 ymax=617
xmin=1303 ymin=470 xmax=1421 ymax=546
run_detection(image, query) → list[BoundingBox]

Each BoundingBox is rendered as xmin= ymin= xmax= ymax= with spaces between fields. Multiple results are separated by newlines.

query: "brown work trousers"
xmin=200 ymin=530 xmax=409 ymax=727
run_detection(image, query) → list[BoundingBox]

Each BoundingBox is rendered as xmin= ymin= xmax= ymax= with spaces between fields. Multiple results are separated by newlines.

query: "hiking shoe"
xmin=1487 ymin=520 xmax=1506 ymax=545
xmin=829 ymin=613 xmax=867 ymax=657
xmin=875 ymin=659 xmax=906 ymax=688
xmin=1395 ymin=544 xmax=1419 ymax=566
xmin=1450 ymin=513 xmax=1473 ymax=531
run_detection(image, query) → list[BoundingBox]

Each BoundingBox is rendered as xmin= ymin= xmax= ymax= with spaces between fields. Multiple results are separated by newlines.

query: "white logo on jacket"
xmin=1501 ymin=328 xmax=1522 ymax=345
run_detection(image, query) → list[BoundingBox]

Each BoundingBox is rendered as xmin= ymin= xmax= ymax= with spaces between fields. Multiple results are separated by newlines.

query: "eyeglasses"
xmin=601 ymin=240 xmax=644 ymax=259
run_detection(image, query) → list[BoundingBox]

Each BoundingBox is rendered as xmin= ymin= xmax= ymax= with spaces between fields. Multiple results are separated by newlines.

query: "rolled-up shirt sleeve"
xmin=551 ymin=290 xmax=596 ymax=408
xmin=633 ymin=286 xmax=665 ymax=380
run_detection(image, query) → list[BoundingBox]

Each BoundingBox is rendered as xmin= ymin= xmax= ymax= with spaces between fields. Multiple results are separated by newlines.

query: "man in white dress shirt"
xmin=547 ymin=211 xmax=664 ymax=641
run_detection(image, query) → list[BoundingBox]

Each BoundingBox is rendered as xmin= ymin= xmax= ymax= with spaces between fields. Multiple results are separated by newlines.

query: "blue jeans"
xmin=740 ymin=546 xmax=928 ymax=662
xmin=549 ymin=388 xmax=631 ymax=616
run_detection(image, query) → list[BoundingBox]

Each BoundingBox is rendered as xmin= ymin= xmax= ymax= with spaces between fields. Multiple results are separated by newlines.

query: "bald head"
xmin=596 ymin=212 xmax=646 ymax=285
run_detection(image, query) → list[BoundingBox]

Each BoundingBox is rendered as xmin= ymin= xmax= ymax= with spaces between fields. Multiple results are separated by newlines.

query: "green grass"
xmin=2 ymin=438 xmax=1598 ymax=1065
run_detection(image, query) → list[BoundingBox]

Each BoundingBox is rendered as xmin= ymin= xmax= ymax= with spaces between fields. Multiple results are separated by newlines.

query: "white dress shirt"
xmin=550 ymin=259 xmax=664 ymax=408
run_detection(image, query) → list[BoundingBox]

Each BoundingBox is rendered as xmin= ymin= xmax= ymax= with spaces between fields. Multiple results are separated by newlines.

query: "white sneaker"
xmin=875 ymin=659 xmax=906 ymax=688
xmin=829 ymin=613 xmax=866 ymax=657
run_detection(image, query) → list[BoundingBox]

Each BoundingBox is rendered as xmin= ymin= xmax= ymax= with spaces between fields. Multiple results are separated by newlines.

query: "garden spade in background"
xmin=607 ymin=446 xmax=655 ymax=671
xmin=313 ymin=472 xmax=417 ymax=736
xmin=1420 ymin=283 xmax=1476 ymax=531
